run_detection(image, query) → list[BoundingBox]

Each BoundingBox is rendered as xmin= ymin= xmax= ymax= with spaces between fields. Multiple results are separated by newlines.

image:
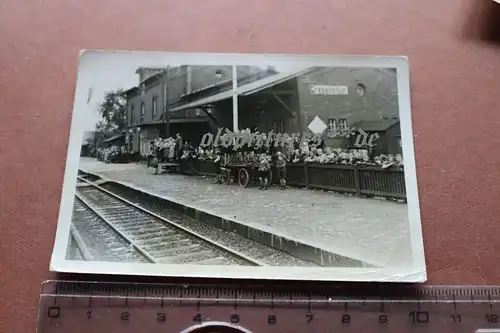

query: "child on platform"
xmin=276 ymin=152 xmax=287 ymax=190
xmin=258 ymin=153 xmax=270 ymax=190
xmin=214 ymin=150 xmax=222 ymax=184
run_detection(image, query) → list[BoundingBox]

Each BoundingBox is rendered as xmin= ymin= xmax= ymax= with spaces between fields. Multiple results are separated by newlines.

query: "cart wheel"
xmin=238 ymin=168 xmax=250 ymax=188
xmin=268 ymin=169 xmax=273 ymax=185
xmin=223 ymin=169 xmax=231 ymax=185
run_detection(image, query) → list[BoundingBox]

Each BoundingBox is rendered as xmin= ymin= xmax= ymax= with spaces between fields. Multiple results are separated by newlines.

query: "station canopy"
xmin=169 ymin=68 xmax=312 ymax=112
xmin=102 ymin=134 xmax=125 ymax=143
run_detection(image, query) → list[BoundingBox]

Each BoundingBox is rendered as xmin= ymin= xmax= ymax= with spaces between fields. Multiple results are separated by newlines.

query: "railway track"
xmin=67 ymin=225 xmax=92 ymax=261
xmin=73 ymin=176 xmax=266 ymax=266
xmin=70 ymin=198 xmax=151 ymax=263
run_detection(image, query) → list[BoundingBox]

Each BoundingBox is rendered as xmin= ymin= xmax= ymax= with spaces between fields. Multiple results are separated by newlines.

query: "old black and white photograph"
xmin=51 ymin=51 xmax=426 ymax=281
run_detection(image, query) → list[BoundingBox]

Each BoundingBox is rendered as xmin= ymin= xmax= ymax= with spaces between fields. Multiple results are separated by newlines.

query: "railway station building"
xmin=124 ymin=65 xmax=402 ymax=157
xmin=123 ymin=65 xmax=275 ymax=155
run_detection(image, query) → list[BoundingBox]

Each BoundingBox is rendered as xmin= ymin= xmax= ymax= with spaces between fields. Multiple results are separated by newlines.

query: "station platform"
xmin=78 ymin=158 xmax=413 ymax=268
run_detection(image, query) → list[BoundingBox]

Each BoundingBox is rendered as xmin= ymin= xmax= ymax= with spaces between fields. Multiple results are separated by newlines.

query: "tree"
xmin=97 ymin=89 xmax=127 ymax=132
xmin=95 ymin=120 xmax=109 ymax=133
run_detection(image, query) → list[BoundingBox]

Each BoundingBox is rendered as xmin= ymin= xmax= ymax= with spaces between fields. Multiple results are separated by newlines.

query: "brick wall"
xmin=127 ymin=82 xmax=163 ymax=126
xmin=295 ymin=67 xmax=400 ymax=147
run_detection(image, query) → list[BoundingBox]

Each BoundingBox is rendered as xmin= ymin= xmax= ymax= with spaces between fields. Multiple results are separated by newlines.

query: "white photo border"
xmin=50 ymin=51 xmax=426 ymax=282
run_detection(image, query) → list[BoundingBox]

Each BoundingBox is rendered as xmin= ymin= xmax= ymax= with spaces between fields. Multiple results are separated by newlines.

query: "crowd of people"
xmin=190 ymin=128 xmax=404 ymax=171
xmin=206 ymin=146 xmax=403 ymax=190
xmin=175 ymin=128 xmax=404 ymax=190
xmin=145 ymin=128 xmax=404 ymax=170
xmin=95 ymin=146 xmax=137 ymax=163
xmin=101 ymin=128 xmax=404 ymax=190
xmin=290 ymin=147 xmax=404 ymax=169
xmin=211 ymin=150 xmax=281 ymax=190
xmin=149 ymin=133 xmax=195 ymax=165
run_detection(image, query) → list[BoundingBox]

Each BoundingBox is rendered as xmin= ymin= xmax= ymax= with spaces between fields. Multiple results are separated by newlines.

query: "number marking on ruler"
xmin=37 ymin=281 xmax=500 ymax=333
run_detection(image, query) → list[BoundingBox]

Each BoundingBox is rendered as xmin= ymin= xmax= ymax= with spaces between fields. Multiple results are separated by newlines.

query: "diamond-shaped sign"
xmin=307 ymin=116 xmax=327 ymax=134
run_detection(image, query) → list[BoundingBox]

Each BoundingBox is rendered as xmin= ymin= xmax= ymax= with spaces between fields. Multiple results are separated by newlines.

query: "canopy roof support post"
xmin=232 ymin=65 xmax=239 ymax=132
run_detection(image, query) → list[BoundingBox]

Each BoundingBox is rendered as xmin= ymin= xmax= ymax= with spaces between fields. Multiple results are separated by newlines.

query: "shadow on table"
xmin=52 ymin=272 xmax=423 ymax=296
xmin=462 ymin=0 xmax=500 ymax=44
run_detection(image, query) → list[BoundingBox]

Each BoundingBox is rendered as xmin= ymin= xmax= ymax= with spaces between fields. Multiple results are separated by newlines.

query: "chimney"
xmin=266 ymin=66 xmax=277 ymax=73
xmin=135 ymin=67 xmax=165 ymax=84
xmin=186 ymin=66 xmax=192 ymax=94
xmin=135 ymin=68 xmax=145 ymax=84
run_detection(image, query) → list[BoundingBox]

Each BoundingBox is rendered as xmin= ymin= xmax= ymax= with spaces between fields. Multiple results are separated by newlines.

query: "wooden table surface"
xmin=1 ymin=0 xmax=500 ymax=332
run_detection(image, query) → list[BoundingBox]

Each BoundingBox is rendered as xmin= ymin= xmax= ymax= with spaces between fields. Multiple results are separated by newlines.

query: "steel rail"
xmin=75 ymin=194 xmax=157 ymax=263
xmin=76 ymin=175 xmax=267 ymax=266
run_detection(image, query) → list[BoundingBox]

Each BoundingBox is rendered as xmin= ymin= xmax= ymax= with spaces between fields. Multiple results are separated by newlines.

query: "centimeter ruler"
xmin=37 ymin=281 xmax=500 ymax=333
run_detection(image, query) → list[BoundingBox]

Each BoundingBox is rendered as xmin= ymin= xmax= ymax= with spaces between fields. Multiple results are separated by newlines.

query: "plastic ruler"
xmin=37 ymin=280 xmax=500 ymax=333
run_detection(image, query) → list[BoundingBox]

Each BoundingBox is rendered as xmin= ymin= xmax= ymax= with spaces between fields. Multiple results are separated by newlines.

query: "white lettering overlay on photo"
xmin=50 ymin=51 xmax=426 ymax=283
xmin=200 ymin=129 xmax=324 ymax=150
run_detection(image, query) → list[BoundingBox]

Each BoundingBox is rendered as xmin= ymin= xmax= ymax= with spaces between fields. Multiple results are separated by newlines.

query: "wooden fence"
xmin=183 ymin=160 xmax=406 ymax=200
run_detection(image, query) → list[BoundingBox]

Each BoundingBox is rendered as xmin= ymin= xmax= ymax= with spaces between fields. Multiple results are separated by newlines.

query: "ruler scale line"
xmin=36 ymin=294 xmax=500 ymax=304
xmin=37 ymin=281 xmax=500 ymax=333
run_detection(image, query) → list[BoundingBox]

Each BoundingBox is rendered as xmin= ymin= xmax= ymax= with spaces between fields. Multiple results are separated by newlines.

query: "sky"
xmin=85 ymin=73 xmax=137 ymax=131
xmin=76 ymin=52 xmax=311 ymax=131
xmin=76 ymin=51 xmax=402 ymax=132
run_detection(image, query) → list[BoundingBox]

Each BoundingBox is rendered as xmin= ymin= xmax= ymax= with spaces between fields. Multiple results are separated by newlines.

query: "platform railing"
xmin=195 ymin=160 xmax=406 ymax=200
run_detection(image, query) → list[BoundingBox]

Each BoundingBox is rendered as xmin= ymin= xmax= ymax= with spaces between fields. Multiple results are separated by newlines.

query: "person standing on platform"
xmin=214 ymin=150 xmax=222 ymax=184
xmin=168 ymin=138 xmax=175 ymax=162
xmin=156 ymin=141 xmax=164 ymax=163
xmin=276 ymin=151 xmax=287 ymax=190
xmin=258 ymin=153 xmax=271 ymax=190
xmin=174 ymin=133 xmax=183 ymax=162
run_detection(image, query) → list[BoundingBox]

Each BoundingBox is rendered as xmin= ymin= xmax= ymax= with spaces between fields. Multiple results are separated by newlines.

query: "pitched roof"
xmin=122 ymin=86 xmax=138 ymax=96
xmin=238 ymin=67 xmax=312 ymax=96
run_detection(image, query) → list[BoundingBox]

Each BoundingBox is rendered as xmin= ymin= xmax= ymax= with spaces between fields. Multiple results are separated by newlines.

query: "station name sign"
xmin=309 ymin=85 xmax=348 ymax=96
